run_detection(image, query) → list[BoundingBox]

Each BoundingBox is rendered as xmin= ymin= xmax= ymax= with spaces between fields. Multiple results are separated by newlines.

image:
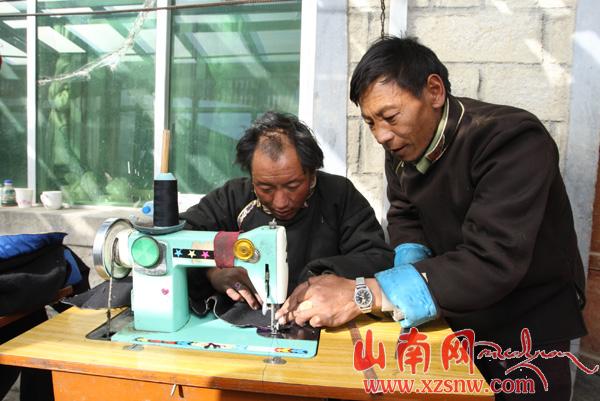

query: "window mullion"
xmin=26 ymin=0 xmax=37 ymax=192
xmin=298 ymin=0 xmax=316 ymax=129
xmin=389 ymin=0 xmax=408 ymax=36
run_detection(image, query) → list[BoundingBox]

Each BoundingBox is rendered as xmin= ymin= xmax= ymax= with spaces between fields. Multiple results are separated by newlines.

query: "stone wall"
xmin=346 ymin=0 xmax=577 ymax=218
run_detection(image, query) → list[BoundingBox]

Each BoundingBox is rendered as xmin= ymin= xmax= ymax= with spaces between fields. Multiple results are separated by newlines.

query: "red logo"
xmin=441 ymin=329 xmax=475 ymax=374
xmin=353 ymin=329 xmax=386 ymax=371
xmin=396 ymin=327 xmax=431 ymax=374
xmin=353 ymin=326 xmax=599 ymax=392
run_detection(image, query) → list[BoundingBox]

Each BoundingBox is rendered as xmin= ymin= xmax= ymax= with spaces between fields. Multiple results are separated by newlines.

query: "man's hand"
xmin=274 ymin=274 xmax=362 ymax=328
xmin=206 ymin=267 xmax=262 ymax=310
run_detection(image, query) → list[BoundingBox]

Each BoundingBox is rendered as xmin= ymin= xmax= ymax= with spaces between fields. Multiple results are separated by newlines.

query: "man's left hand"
xmin=275 ymin=274 xmax=361 ymax=328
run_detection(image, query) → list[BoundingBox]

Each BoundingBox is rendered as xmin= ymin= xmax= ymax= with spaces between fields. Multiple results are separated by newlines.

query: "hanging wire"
xmin=33 ymin=0 xmax=294 ymax=86
xmin=380 ymin=0 xmax=386 ymax=38
xmin=38 ymin=0 xmax=155 ymax=86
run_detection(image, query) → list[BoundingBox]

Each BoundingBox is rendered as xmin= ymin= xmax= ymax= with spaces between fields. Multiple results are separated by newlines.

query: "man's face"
xmin=251 ymin=141 xmax=313 ymax=221
xmin=359 ymin=77 xmax=444 ymax=162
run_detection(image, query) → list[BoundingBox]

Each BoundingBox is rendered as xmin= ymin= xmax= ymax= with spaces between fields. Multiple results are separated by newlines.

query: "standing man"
xmin=276 ymin=37 xmax=587 ymax=399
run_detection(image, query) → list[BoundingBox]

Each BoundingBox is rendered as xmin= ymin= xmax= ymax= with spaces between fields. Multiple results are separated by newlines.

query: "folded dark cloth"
xmin=0 ymin=244 xmax=67 ymax=315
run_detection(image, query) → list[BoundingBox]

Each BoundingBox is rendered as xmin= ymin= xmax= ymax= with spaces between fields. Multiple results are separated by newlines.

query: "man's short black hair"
xmin=350 ymin=36 xmax=451 ymax=105
xmin=236 ymin=111 xmax=324 ymax=173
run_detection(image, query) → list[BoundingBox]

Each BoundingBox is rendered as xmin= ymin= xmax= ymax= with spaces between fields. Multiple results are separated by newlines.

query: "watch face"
xmin=355 ymin=288 xmax=373 ymax=307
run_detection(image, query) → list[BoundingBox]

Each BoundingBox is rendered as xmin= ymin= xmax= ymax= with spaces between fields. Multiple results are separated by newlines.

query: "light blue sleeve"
xmin=394 ymin=243 xmax=432 ymax=266
xmin=375 ymin=264 xmax=437 ymax=328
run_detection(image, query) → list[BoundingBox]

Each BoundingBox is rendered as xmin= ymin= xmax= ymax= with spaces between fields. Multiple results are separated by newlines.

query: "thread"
xmin=153 ymin=178 xmax=179 ymax=227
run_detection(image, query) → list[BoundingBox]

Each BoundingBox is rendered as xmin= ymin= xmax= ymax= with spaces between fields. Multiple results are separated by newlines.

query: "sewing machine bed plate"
xmin=88 ymin=310 xmax=319 ymax=359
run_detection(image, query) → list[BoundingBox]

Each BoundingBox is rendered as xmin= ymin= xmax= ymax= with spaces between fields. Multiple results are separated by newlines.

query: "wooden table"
xmin=0 ymin=308 xmax=493 ymax=400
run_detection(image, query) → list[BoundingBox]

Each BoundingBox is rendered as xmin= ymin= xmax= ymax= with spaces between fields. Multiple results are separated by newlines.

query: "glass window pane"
xmin=170 ymin=1 xmax=302 ymax=194
xmin=36 ymin=1 xmax=156 ymax=206
xmin=0 ymin=1 xmax=28 ymax=188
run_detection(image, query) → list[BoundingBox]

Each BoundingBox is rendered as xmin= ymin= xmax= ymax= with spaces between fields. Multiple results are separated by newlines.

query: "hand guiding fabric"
xmin=207 ymin=267 xmax=262 ymax=310
xmin=275 ymin=275 xmax=373 ymax=328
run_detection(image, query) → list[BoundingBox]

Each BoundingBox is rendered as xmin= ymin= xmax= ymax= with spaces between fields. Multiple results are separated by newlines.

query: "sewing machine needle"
xmin=270 ymin=304 xmax=281 ymax=334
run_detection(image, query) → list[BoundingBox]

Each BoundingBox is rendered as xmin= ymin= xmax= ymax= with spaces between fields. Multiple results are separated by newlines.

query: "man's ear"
xmin=425 ymin=74 xmax=446 ymax=109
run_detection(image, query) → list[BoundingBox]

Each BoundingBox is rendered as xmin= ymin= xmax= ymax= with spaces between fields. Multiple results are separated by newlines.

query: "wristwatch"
xmin=354 ymin=277 xmax=373 ymax=314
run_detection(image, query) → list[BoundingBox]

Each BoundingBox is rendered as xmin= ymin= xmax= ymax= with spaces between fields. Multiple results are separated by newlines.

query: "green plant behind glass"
xmin=36 ymin=5 xmax=155 ymax=206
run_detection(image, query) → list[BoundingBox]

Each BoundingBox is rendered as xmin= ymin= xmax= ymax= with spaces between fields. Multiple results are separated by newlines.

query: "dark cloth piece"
xmin=206 ymin=294 xmax=272 ymax=328
xmin=475 ymin=341 xmax=571 ymax=401
xmin=0 ymin=244 xmax=67 ymax=315
xmin=0 ymin=309 xmax=54 ymax=401
xmin=190 ymin=292 xmax=271 ymax=328
xmin=181 ymin=170 xmax=394 ymax=309
xmin=62 ymin=277 xmax=132 ymax=309
xmin=385 ymin=95 xmax=586 ymax=347
xmin=193 ymin=294 xmax=318 ymax=341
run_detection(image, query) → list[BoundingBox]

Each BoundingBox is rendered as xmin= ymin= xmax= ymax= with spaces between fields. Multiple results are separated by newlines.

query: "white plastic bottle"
xmin=1 ymin=179 xmax=17 ymax=207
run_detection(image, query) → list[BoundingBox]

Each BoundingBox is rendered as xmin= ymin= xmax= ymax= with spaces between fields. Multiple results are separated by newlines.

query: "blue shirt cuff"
xmin=394 ymin=243 xmax=432 ymax=266
xmin=375 ymin=264 xmax=437 ymax=328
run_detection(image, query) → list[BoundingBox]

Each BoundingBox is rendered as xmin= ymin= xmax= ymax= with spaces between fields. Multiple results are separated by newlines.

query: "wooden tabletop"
xmin=0 ymin=307 xmax=493 ymax=400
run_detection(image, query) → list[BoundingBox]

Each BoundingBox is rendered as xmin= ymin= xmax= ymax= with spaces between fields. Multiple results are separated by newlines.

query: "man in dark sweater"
xmin=276 ymin=37 xmax=588 ymax=400
xmin=181 ymin=111 xmax=393 ymax=312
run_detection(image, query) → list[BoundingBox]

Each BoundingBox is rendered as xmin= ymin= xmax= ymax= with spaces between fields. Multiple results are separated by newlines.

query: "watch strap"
xmin=354 ymin=277 xmax=372 ymax=313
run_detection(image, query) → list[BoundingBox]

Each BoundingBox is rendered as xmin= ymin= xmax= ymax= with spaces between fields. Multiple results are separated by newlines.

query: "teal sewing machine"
xmin=91 ymin=218 xmax=319 ymax=359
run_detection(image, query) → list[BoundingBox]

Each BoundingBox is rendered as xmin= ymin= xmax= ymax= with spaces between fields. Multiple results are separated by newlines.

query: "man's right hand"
xmin=275 ymin=274 xmax=365 ymax=328
xmin=206 ymin=267 xmax=262 ymax=310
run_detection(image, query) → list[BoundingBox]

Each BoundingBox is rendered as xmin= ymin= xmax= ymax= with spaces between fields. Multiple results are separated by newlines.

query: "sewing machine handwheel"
xmin=92 ymin=218 xmax=134 ymax=280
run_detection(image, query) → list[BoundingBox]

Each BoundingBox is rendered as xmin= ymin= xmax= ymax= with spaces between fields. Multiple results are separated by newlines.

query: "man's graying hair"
xmin=236 ymin=111 xmax=324 ymax=173
xmin=350 ymin=36 xmax=451 ymax=105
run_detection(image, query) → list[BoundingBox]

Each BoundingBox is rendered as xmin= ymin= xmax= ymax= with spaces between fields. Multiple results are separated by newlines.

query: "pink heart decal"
xmin=161 ymin=288 xmax=169 ymax=295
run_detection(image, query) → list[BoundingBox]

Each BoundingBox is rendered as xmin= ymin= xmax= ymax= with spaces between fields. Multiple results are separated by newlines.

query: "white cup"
xmin=40 ymin=190 xmax=63 ymax=210
xmin=15 ymin=188 xmax=34 ymax=208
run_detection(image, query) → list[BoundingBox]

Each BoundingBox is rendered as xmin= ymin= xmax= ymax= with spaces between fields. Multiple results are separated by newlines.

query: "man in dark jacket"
xmin=181 ymin=111 xmax=393 ymax=312
xmin=276 ymin=37 xmax=588 ymax=400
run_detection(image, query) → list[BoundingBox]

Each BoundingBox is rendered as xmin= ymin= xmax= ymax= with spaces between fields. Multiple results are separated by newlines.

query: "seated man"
xmin=181 ymin=111 xmax=393 ymax=312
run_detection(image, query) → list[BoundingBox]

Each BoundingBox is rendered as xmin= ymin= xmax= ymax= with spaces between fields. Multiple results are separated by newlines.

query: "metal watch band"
xmin=355 ymin=277 xmax=372 ymax=313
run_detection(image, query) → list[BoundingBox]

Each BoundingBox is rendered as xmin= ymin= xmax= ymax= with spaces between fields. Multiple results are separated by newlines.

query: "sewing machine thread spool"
xmin=153 ymin=177 xmax=179 ymax=227
xmin=153 ymin=129 xmax=179 ymax=227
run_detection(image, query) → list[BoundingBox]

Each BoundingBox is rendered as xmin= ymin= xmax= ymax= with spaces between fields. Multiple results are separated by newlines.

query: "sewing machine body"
xmin=93 ymin=219 xmax=288 ymax=332
xmin=92 ymin=219 xmax=319 ymax=358
xmin=128 ymin=226 xmax=288 ymax=332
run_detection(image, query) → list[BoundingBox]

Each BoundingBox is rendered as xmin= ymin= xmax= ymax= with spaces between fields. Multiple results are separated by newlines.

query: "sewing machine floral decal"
xmin=133 ymin=337 xmax=308 ymax=355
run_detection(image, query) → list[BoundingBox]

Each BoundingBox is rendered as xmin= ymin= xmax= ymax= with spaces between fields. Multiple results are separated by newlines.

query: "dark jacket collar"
xmin=410 ymin=94 xmax=465 ymax=174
